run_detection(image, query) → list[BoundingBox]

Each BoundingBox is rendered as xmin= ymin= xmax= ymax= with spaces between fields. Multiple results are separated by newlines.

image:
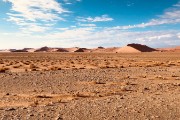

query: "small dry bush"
xmin=29 ymin=100 xmax=39 ymax=107
xmin=13 ymin=65 xmax=21 ymax=68
xmin=49 ymin=66 xmax=61 ymax=71
xmin=0 ymin=67 xmax=9 ymax=73
xmin=29 ymin=64 xmax=39 ymax=71
xmin=29 ymin=64 xmax=37 ymax=69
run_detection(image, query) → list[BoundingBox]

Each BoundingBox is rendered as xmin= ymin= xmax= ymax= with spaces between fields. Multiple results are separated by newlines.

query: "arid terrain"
xmin=0 ymin=52 xmax=180 ymax=120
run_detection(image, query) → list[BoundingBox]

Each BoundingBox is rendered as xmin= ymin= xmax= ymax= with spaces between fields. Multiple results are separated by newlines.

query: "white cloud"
xmin=1 ymin=27 xmax=180 ymax=48
xmin=3 ymin=0 xmax=67 ymax=32
xmin=174 ymin=1 xmax=180 ymax=7
xmin=114 ymin=2 xmax=180 ymax=30
xmin=70 ymin=26 xmax=77 ymax=28
xmin=77 ymin=15 xmax=114 ymax=22
xmin=57 ymin=27 xmax=69 ymax=31
xmin=24 ymin=28 xmax=180 ymax=48
xmin=78 ymin=23 xmax=96 ymax=27
xmin=63 ymin=0 xmax=81 ymax=4
xmin=1 ymin=0 xmax=180 ymax=49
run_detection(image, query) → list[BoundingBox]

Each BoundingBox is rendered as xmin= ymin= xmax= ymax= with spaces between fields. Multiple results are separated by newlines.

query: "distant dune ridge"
xmin=157 ymin=46 xmax=180 ymax=52
xmin=22 ymin=48 xmax=36 ymax=52
xmin=12 ymin=50 xmax=28 ymax=52
xmin=1 ymin=44 xmax=180 ymax=53
xmin=56 ymin=48 xmax=69 ymax=52
xmin=74 ymin=48 xmax=91 ymax=52
xmin=113 ymin=44 xmax=157 ymax=53
xmin=63 ymin=47 xmax=79 ymax=52
xmin=35 ymin=46 xmax=52 ymax=52
xmin=127 ymin=44 xmax=157 ymax=52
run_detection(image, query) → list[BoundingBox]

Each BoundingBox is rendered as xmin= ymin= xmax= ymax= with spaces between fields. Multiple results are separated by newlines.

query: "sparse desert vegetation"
xmin=0 ymin=52 xmax=180 ymax=119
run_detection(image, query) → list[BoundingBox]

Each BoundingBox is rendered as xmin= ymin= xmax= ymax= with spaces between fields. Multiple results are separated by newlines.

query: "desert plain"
xmin=0 ymin=52 xmax=180 ymax=120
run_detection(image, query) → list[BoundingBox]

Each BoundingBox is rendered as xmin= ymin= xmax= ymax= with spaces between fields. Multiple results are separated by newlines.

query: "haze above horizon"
xmin=0 ymin=0 xmax=180 ymax=49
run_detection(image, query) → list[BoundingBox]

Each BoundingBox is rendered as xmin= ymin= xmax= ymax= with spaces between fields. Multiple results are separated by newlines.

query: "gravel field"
xmin=0 ymin=52 xmax=180 ymax=120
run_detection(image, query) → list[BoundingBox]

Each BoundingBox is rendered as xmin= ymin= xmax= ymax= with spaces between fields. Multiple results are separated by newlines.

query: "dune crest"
xmin=3 ymin=43 xmax=180 ymax=53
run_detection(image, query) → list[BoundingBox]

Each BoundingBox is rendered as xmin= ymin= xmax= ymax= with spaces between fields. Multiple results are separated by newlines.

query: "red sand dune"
xmin=114 ymin=46 xmax=141 ymax=53
xmin=74 ymin=48 xmax=91 ymax=52
xmin=56 ymin=48 xmax=69 ymax=52
xmin=35 ymin=46 xmax=50 ymax=52
xmin=127 ymin=44 xmax=157 ymax=52
xmin=5 ymin=44 xmax=180 ymax=53
xmin=63 ymin=47 xmax=79 ymax=52
xmin=12 ymin=50 xmax=28 ymax=52
xmin=23 ymin=48 xmax=36 ymax=52
xmin=92 ymin=44 xmax=157 ymax=53
xmin=91 ymin=47 xmax=119 ymax=53
xmin=35 ymin=46 xmax=58 ymax=52
xmin=115 ymin=44 xmax=157 ymax=53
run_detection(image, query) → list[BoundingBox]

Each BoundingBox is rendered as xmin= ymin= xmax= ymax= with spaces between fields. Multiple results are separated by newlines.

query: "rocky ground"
xmin=0 ymin=52 xmax=180 ymax=120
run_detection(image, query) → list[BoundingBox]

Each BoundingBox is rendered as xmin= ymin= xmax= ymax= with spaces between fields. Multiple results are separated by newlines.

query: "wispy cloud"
xmin=77 ymin=15 xmax=114 ymax=22
xmin=11 ymin=27 xmax=178 ymax=48
xmin=113 ymin=2 xmax=180 ymax=30
xmin=78 ymin=23 xmax=96 ymax=27
xmin=3 ymin=0 xmax=68 ymax=32
xmin=1 ymin=26 xmax=180 ymax=48
xmin=63 ymin=0 xmax=81 ymax=4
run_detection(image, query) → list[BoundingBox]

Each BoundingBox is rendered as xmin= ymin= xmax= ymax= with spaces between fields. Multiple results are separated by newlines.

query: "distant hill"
xmin=114 ymin=44 xmax=157 ymax=53
xmin=74 ymin=48 xmax=91 ymax=52
xmin=91 ymin=47 xmax=119 ymax=53
xmin=35 ymin=46 xmax=50 ymax=52
xmin=127 ymin=44 xmax=157 ymax=52
xmin=56 ymin=48 xmax=69 ymax=52
xmin=63 ymin=47 xmax=79 ymax=52
xmin=157 ymin=46 xmax=180 ymax=52
xmin=5 ymin=43 xmax=180 ymax=53
xmin=34 ymin=46 xmax=59 ymax=52
xmin=11 ymin=50 xmax=28 ymax=52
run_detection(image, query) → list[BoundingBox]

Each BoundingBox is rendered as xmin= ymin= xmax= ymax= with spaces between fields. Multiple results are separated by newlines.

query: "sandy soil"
xmin=0 ymin=52 xmax=180 ymax=120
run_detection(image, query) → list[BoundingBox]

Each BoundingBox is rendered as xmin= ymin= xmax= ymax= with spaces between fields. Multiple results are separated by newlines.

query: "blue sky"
xmin=0 ymin=0 xmax=180 ymax=49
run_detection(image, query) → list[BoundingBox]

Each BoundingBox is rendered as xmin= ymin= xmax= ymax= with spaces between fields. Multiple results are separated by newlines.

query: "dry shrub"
xmin=172 ymin=74 xmax=179 ymax=77
xmin=75 ymin=92 xmax=93 ymax=98
xmin=23 ymin=62 xmax=30 ymax=65
xmin=42 ymin=69 xmax=48 ymax=71
xmin=79 ymin=67 xmax=85 ymax=69
xmin=31 ymin=68 xmax=38 ymax=71
xmin=30 ymin=100 xmax=39 ymax=107
xmin=8 ymin=62 xmax=13 ymax=66
xmin=29 ymin=64 xmax=37 ymax=69
xmin=49 ymin=66 xmax=58 ymax=71
xmin=13 ymin=65 xmax=21 ymax=68
xmin=0 ymin=67 xmax=9 ymax=73
xmin=29 ymin=64 xmax=39 ymax=71
xmin=95 ymin=81 xmax=106 ymax=84
xmin=35 ymin=95 xmax=53 ymax=98
xmin=155 ymin=75 xmax=167 ymax=80
xmin=146 ymin=64 xmax=152 ymax=67
xmin=139 ymin=75 xmax=147 ymax=78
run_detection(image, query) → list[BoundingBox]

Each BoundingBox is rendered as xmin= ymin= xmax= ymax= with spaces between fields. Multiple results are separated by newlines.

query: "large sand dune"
xmin=4 ymin=44 xmax=180 ymax=53
xmin=0 ymin=44 xmax=159 ymax=53
xmin=115 ymin=46 xmax=141 ymax=53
